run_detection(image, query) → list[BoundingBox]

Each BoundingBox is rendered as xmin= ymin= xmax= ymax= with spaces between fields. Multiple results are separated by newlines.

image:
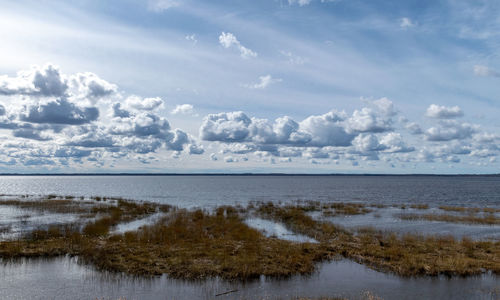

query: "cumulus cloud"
xmin=110 ymin=112 xmax=171 ymax=138
xmin=426 ymin=104 xmax=464 ymax=119
xmin=197 ymin=97 xmax=500 ymax=167
xmin=244 ymin=75 xmax=282 ymax=89
xmin=473 ymin=65 xmax=499 ymax=77
xmin=379 ymin=133 xmax=415 ymax=153
xmin=12 ymin=129 xmax=52 ymax=141
xmin=1 ymin=64 xmax=497 ymax=170
xmin=299 ymin=111 xmax=353 ymax=146
xmin=0 ymin=64 xmax=68 ymax=97
xmin=219 ymin=32 xmax=257 ymax=59
xmin=125 ymin=96 xmax=163 ymax=111
xmin=70 ymin=72 xmax=117 ymax=101
xmin=200 ymin=111 xmax=252 ymax=142
xmin=425 ymin=121 xmax=477 ymax=141
xmin=0 ymin=64 xmax=205 ymax=168
xmin=346 ymin=98 xmax=395 ymax=133
xmin=20 ymin=98 xmax=99 ymax=125
xmin=171 ymin=104 xmax=194 ymax=115
xmin=224 ymin=156 xmax=237 ymax=163
xmin=200 ymin=99 xmax=398 ymax=151
xmin=405 ymin=122 xmax=423 ymax=134
xmin=350 ymin=134 xmax=385 ymax=159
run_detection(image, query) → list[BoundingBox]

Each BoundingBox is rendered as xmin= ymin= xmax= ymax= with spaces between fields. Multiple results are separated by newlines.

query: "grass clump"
xmin=90 ymin=209 xmax=325 ymax=279
xmin=398 ymin=213 xmax=500 ymax=225
xmin=439 ymin=205 xmax=500 ymax=214
xmin=409 ymin=204 xmax=429 ymax=210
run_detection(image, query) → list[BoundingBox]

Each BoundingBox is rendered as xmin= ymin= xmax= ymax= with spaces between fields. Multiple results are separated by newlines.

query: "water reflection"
xmin=1 ymin=257 xmax=498 ymax=300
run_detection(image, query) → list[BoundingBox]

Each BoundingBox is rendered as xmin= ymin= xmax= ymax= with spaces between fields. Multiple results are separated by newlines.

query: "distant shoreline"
xmin=0 ymin=173 xmax=498 ymax=177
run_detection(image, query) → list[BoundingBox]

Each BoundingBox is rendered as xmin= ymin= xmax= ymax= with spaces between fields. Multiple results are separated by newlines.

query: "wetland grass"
xmin=398 ymin=212 xmax=500 ymax=225
xmin=1 ymin=197 xmax=499 ymax=280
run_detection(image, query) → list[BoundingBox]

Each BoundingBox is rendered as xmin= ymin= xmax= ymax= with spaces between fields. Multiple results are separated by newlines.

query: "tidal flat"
xmin=0 ymin=194 xmax=499 ymax=299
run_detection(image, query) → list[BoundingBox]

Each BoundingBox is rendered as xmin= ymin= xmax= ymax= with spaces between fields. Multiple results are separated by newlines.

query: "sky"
xmin=0 ymin=0 xmax=499 ymax=174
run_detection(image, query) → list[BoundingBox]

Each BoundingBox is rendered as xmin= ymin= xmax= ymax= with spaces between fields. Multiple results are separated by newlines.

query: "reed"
xmin=1 ymin=197 xmax=499 ymax=280
xmin=398 ymin=213 xmax=500 ymax=225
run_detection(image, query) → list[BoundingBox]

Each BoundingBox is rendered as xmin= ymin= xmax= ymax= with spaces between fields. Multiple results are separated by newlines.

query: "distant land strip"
xmin=0 ymin=173 xmax=499 ymax=177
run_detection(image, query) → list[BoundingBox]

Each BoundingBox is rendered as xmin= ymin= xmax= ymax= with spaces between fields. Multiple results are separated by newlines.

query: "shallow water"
xmin=0 ymin=206 xmax=79 ymax=240
xmin=112 ymin=213 xmax=164 ymax=234
xmin=318 ymin=207 xmax=500 ymax=241
xmin=0 ymin=256 xmax=498 ymax=300
xmin=244 ymin=217 xmax=317 ymax=243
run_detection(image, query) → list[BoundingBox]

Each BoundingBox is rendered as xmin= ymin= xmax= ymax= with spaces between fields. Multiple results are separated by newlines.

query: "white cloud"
xmin=69 ymin=72 xmax=117 ymax=102
xmin=426 ymin=104 xmax=464 ymax=119
xmin=280 ymin=51 xmax=307 ymax=65
xmin=425 ymin=121 xmax=477 ymax=141
xmin=0 ymin=64 xmax=68 ymax=97
xmin=244 ymin=75 xmax=282 ymax=89
xmin=379 ymin=133 xmax=414 ymax=153
xmin=400 ymin=17 xmax=415 ymax=28
xmin=171 ymin=104 xmax=194 ymax=115
xmin=20 ymin=98 xmax=99 ymax=125
xmin=125 ymin=96 xmax=164 ymax=111
xmin=288 ymin=0 xmax=337 ymax=6
xmin=299 ymin=111 xmax=353 ymax=146
xmin=200 ymin=99 xmax=398 ymax=150
xmin=147 ymin=0 xmax=179 ymax=12
xmin=473 ymin=65 xmax=499 ymax=77
xmin=405 ymin=122 xmax=423 ymax=135
xmin=0 ymin=64 xmax=205 ymax=168
xmin=224 ymin=156 xmax=237 ymax=163
xmin=185 ymin=34 xmax=197 ymax=45
xmin=288 ymin=0 xmax=313 ymax=6
xmin=219 ymin=32 xmax=257 ymax=59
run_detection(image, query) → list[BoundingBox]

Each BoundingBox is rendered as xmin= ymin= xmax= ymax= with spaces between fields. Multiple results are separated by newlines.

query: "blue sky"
xmin=0 ymin=0 xmax=499 ymax=173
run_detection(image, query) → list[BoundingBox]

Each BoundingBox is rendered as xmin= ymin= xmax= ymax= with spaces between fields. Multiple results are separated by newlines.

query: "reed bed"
xmin=1 ymin=197 xmax=499 ymax=280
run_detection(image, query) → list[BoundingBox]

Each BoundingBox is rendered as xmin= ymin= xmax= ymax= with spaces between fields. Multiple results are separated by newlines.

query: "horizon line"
xmin=0 ymin=173 xmax=499 ymax=176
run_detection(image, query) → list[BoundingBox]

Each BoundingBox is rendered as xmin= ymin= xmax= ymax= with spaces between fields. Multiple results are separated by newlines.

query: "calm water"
xmin=1 ymin=257 xmax=498 ymax=300
xmin=0 ymin=175 xmax=499 ymax=208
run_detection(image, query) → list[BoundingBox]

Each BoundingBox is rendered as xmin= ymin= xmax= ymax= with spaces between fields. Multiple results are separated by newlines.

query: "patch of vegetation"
xmin=0 ymin=206 xmax=324 ymax=279
xmin=409 ymin=204 xmax=429 ymax=210
xmin=323 ymin=203 xmax=372 ymax=216
xmin=255 ymin=202 xmax=500 ymax=277
xmin=1 ymin=197 xmax=499 ymax=280
xmin=398 ymin=212 xmax=500 ymax=225
xmin=439 ymin=205 xmax=500 ymax=214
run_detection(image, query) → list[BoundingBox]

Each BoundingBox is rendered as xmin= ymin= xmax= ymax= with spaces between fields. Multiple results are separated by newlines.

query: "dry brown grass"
xmin=398 ymin=212 xmax=500 ymax=225
xmin=324 ymin=203 xmax=372 ymax=216
xmin=1 ymin=198 xmax=499 ymax=280
xmin=410 ymin=204 xmax=429 ymax=210
xmin=439 ymin=205 xmax=500 ymax=214
xmin=254 ymin=203 xmax=500 ymax=277
xmin=0 ymin=198 xmax=105 ymax=215
xmin=0 ymin=206 xmax=325 ymax=279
